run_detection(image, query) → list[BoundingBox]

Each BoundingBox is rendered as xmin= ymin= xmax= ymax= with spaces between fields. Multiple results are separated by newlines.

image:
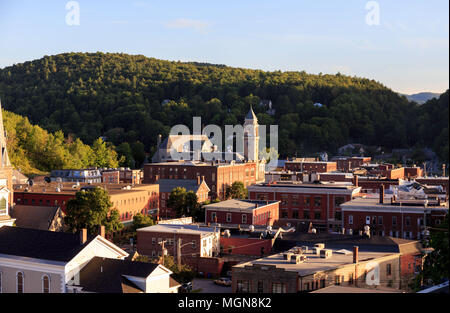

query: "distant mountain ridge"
xmin=402 ymin=92 xmax=442 ymax=104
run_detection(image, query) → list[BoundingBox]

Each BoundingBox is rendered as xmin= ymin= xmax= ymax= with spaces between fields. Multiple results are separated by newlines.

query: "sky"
xmin=0 ymin=0 xmax=448 ymax=94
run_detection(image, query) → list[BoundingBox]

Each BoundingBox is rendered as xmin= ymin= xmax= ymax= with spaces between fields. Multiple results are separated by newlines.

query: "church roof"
xmin=245 ymin=106 xmax=257 ymax=121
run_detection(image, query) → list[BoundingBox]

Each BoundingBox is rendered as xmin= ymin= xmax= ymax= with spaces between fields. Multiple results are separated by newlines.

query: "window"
xmin=314 ymin=197 xmax=322 ymax=207
xmin=192 ymin=240 xmax=196 ymax=249
xmin=320 ymin=279 xmax=326 ymax=288
xmin=42 ymin=275 xmax=50 ymax=293
xmin=0 ymin=197 xmax=6 ymax=215
xmin=334 ymin=211 xmax=342 ymax=221
xmin=349 ymin=273 xmax=354 ymax=285
xmin=282 ymin=210 xmax=288 ymax=218
xmin=392 ymin=216 xmax=397 ymax=226
xmin=17 ymin=272 xmax=24 ymax=293
xmin=303 ymin=211 xmax=310 ymax=219
xmin=237 ymin=280 xmax=250 ymax=293
xmin=292 ymin=210 xmax=299 ymax=219
xmin=211 ymin=212 xmax=217 ymax=222
xmin=378 ymin=216 xmax=383 ymax=225
xmin=405 ymin=217 xmax=411 ymax=226
xmin=303 ymin=197 xmax=310 ymax=207
xmin=226 ymin=213 xmax=232 ymax=223
xmin=335 ymin=275 xmax=341 ymax=285
xmin=257 ymin=281 xmax=264 ymax=293
xmin=348 ymin=215 xmax=353 ymax=225
xmin=242 ymin=214 xmax=247 ymax=224
xmin=386 ymin=264 xmax=392 ymax=276
xmin=303 ymin=282 xmax=310 ymax=291
xmin=314 ymin=212 xmax=321 ymax=220
xmin=272 ymin=283 xmax=286 ymax=293
xmin=334 ymin=196 xmax=345 ymax=208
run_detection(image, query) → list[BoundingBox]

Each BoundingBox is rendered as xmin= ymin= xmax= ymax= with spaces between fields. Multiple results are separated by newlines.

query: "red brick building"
xmin=101 ymin=170 xmax=120 ymax=184
xmin=136 ymin=224 xmax=220 ymax=269
xmin=203 ymin=199 xmax=280 ymax=227
xmin=158 ymin=177 xmax=210 ymax=218
xmin=248 ymin=182 xmax=361 ymax=232
xmin=13 ymin=182 xmax=159 ymax=223
xmin=143 ymin=160 xmax=261 ymax=200
xmin=341 ymin=193 xmax=448 ymax=240
xmin=284 ymin=160 xmax=337 ymax=173
xmin=220 ymin=236 xmax=273 ymax=256
xmin=333 ymin=156 xmax=372 ymax=172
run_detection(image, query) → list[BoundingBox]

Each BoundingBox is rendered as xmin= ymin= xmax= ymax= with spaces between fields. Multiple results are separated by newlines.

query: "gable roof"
xmin=76 ymin=257 xmax=161 ymax=293
xmin=0 ymin=226 xmax=93 ymax=262
xmin=245 ymin=107 xmax=257 ymax=120
xmin=10 ymin=205 xmax=62 ymax=231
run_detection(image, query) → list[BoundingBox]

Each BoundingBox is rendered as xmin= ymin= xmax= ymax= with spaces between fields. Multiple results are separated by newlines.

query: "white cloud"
xmin=166 ymin=18 xmax=212 ymax=34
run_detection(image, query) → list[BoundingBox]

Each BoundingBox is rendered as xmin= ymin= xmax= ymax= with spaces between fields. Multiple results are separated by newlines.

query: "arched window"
xmin=17 ymin=272 xmax=24 ymax=293
xmin=42 ymin=275 xmax=50 ymax=293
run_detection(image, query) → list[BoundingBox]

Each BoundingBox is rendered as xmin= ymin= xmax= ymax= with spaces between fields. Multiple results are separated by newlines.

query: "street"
xmin=192 ymin=279 xmax=232 ymax=293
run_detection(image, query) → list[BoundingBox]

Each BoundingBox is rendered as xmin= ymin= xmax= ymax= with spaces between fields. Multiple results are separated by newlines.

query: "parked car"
xmin=214 ymin=277 xmax=232 ymax=287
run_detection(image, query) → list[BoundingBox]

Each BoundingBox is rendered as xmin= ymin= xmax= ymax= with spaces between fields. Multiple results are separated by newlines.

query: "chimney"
xmin=201 ymin=175 xmax=205 ymax=183
xmin=80 ymin=228 xmax=88 ymax=244
xmin=379 ymin=185 xmax=385 ymax=204
xmin=197 ymin=176 xmax=201 ymax=185
xmin=353 ymin=246 xmax=359 ymax=264
xmin=99 ymin=225 xmax=105 ymax=238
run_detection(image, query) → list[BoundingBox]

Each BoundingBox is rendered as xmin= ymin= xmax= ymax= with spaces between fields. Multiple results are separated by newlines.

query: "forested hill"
xmin=2 ymin=109 xmax=121 ymax=176
xmin=0 ymin=52 xmax=446 ymax=162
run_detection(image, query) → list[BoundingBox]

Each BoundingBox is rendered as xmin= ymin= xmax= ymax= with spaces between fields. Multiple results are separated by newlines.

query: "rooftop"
xmin=10 ymin=205 xmax=62 ymax=231
xmin=341 ymin=196 xmax=449 ymax=211
xmin=250 ymin=181 xmax=359 ymax=191
xmin=137 ymin=223 xmax=218 ymax=236
xmin=234 ymin=246 xmax=395 ymax=277
xmin=203 ymin=199 xmax=279 ymax=212
xmin=0 ymin=226 xmax=93 ymax=262
xmin=13 ymin=182 xmax=158 ymax=196
xmin=75 ymin=257 xmax=165 ymax=293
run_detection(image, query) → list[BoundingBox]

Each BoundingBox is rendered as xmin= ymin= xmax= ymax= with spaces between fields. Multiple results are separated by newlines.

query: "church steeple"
xmin=243 ymin=105 xmax=259 ymax=162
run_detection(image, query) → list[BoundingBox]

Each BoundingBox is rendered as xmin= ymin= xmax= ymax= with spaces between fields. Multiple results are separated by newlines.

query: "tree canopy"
xmin=64 ymin=187 xmax=123 ymax=235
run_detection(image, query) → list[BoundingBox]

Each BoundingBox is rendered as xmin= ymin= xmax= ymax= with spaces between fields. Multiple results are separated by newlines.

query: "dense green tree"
xmin=166 ymin=187 xmax=199 ymax=217
xmin=64 ymin=187 xmax=123 ymax=235
xmin=131 ymin=213 xmax=155 ymax=232
xmin=225 ymin=181 xmax=248 ymax=199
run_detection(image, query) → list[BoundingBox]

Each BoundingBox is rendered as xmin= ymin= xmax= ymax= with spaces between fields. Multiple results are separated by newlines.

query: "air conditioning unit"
xmin=290 ymin=254 xmax=303 ymax=264
xmin=283 ymin=253 xmax=292 ymax=261
xmin=301 ymin=246 xmax=309 ymax=253
xmin=314 ymin=248 xmax=322 ymax=255
xmin=315 ymin=243 xmax=325 ymax=249
xmin=320 ymin=249 xmax=333 ymax=259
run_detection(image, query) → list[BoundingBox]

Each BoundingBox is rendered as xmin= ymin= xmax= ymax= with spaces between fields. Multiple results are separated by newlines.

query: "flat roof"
xmin=146 ymin=160 xmax=254 ymax=167
xmin=311 ymin=285 xmax=402 ymax=293
xmin=13 ymin=182 xmax=158 ymax=196
xmin=250 ymin=181 xmax=358 ymax=190
xmin=234 ymin=246 xmax=395 ymax=277
xmin=203 ymin=199 xmax=279 ymax=213
xmin=341 ymin=197 xmax=449 ymax=211
xmin=137 ymin=224 xmax=217 ymax=236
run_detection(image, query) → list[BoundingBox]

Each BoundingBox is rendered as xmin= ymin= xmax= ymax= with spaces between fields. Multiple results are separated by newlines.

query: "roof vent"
xmin=320 ymin=249 xmax=333 ymax=259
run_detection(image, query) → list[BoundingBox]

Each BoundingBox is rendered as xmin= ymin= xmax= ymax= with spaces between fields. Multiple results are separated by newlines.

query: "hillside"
xmin=402 ymin=92 xmax=442 ymax=104
xmin=2 ymin=109 xmax=121 ymax=176
xmin=0 ymin=52 xmax=447 ymax=161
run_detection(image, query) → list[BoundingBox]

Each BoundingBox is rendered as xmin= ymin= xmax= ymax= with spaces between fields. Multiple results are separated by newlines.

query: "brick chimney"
xmin=80 ymin=228 xmax=88 ymax=244
xmin=353 ymin=246 xmax=359 ymax=264
xmin=379 ymin=185 xmax=385 ymax=204
xmin=197 ymin=176 xmax=201 ymax=185
xmin=99 ymin=225 xmax=105 ymax=238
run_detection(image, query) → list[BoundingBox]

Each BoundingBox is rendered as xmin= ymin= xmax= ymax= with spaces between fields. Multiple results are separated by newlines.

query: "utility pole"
xmin=177 ymin=238 xmax=182 ymax=271
xmin=159 ymin=240 xmax=167 ymax=265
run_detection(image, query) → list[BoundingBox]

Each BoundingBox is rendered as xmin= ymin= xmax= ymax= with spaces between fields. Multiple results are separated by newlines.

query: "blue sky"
xmin=0 ymin=0 xmax=448 ymax=94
